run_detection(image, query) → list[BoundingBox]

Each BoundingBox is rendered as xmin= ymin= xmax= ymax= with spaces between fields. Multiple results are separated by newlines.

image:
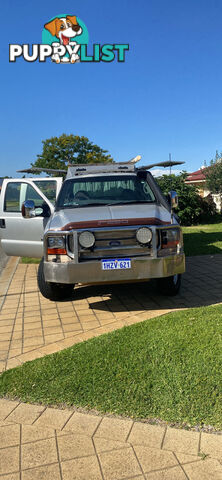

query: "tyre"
xmin=156 ymin=274 xmax=181 ymax=296
xmin=37 ymin=258 xmax=75 ymax=301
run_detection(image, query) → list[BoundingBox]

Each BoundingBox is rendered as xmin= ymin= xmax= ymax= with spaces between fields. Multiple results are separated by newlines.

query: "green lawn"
xmin=182 ymin=222 xmax=222 ymax=256
xmin=0 ymin=305 xmax=221 ymax=429
xmin=21 ymin=257 xmax=40 ymax=264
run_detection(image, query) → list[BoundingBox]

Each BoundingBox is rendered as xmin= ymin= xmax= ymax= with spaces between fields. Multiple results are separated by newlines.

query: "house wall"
xmin=212 ymin=194 xmax=222 ymax=212
xmin=185 ymin=180 xmax=221 ymax=212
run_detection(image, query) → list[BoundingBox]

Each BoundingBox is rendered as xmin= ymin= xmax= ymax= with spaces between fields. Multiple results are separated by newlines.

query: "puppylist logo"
xmin=9 ymin=13 xmax=129 ymax=63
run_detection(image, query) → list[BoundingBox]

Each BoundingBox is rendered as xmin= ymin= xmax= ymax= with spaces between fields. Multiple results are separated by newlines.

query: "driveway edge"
xmin=0 ymin=256 xmax=20 ymax=310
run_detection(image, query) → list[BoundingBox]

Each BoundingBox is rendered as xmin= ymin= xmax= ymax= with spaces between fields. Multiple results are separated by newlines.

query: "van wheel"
xmin=37 ymin=258 xmax=75 ymax=301
xmin=156 ymin=274 xmax=181 ymax=296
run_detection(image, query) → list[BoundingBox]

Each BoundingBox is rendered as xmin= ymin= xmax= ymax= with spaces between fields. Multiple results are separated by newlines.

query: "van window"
xmin=25 ymin=184 xmax=47 ymax=208
xmin=4 ymin=183 xmax=21 ymax=212
xmin=33 ymin=180 xmax=57 ymax=205
xmin=4 ymin=183 xmax=46 ymax=212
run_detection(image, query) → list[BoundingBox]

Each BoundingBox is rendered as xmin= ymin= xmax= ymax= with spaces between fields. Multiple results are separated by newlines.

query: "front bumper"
xmin=44 ymin=254 xmax=185 ymax=285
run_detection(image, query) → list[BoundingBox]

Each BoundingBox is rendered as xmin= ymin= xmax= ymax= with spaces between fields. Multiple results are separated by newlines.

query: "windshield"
xmin=56 ymin=175 xmax=156 ymax=209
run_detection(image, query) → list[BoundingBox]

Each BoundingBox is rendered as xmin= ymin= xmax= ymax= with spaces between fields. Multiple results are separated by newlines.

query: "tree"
xmin=156 ymin=172 xmax=216 ymax=225
xmin=31 ymin=134 xmax=113 ymax=173
xmin=205 ymin=161 xmax=222 ymax=194
xmin=208 ymin=150 xmax=222 ymax=167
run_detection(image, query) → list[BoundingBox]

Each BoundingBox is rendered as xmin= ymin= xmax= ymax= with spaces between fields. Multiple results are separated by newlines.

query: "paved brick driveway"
xmin=1 ymin=255 xmax=222 ymax=372
xmin=0 ymin=255 xmax=222 ymax=479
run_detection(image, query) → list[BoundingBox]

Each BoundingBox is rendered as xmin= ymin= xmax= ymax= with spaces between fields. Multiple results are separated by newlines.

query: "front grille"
xmin=78 ymin=227 xmax=151 ymax=261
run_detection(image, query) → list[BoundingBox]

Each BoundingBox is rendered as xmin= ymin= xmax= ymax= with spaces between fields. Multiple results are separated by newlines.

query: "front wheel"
xmin=156 ymin=274 xmax=181 ymax=296
xmin=37 ymin=258 xmax=75 ymax=301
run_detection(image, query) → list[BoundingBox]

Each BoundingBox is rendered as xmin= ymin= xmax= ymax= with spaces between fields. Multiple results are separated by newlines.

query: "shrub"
xmin=156 ymin=172 xmax=216 ymax=225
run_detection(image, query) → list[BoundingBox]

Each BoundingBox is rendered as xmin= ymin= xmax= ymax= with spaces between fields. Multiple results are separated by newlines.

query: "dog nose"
xmin=72 ymin=25 xmax=80 ymax=32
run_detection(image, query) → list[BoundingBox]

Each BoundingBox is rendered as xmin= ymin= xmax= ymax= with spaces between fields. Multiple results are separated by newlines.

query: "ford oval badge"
xmin=109 ymin=240 xmax=121 ymax=246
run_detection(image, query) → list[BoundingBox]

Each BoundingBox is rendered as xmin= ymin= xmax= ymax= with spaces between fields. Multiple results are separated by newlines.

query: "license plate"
xmin=101 ymin=258 xmax=131 ymax=270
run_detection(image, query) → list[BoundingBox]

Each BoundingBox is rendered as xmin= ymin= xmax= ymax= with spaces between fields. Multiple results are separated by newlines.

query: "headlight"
xmin=48 ymin=236 xmax=65 ymax=248
xmin=79 ymin=231 xmax=95 ymax=249
xmin=161 ymin=228 xmax=180 ymax=248
xmin=136 ymin=227 xmax=152 ymax=245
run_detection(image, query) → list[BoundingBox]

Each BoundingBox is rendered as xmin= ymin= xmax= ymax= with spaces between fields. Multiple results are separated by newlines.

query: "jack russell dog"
xmin=44 ymin=15 xmax=82 ymax=63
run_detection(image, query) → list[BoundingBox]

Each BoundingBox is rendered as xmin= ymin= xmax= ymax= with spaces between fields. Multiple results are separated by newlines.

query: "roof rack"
xmin=137 ymin=160 xmax=185 ymax=170
xmin=17 ymin=167 xmax=66 ymax=175
xmin=17 ymin=157 xmax=185 ymax=178
xmin=66 ymin=163 xmax=137 ymax=177
xmin=66 ymin=160 xmax=185 ymax=177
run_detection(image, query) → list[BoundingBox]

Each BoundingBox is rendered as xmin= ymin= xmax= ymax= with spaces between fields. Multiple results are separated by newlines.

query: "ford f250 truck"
xmin=0 ymin=161 xmax=185 ymax=300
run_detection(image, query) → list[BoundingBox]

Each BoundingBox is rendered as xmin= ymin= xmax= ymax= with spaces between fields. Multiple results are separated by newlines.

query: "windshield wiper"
xmin=60 ymin=202 xmax=112 ymax=209
xmin=106 ymin=200 xmax=154 ymax=206
xmin=59 ymin=200 xmax=154 ymax=210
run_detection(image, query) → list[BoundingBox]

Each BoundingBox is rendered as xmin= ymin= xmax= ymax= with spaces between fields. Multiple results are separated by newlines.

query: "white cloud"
xmin=151 ymin=168 xmax=183 ymax=177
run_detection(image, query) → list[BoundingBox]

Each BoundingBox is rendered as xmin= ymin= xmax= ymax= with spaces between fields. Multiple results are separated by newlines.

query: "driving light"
xmin=136 ymin=227 xmax=152 ymax=245
xmin=79 ymin=231 xmax=95 ymax=249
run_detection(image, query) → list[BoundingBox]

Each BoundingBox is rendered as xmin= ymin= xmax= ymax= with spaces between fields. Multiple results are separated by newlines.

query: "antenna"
xmin=168 ymin=153 xmax=176 ymax=224
xmin=169 ymin=153 xmax=172 ymax=176
xmin=169 ymin=153 xmax=173 ymax=223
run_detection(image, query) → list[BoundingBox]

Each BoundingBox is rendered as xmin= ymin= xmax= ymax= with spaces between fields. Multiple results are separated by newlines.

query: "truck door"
xmin=0 ymin=178 xmax=61 ymax=258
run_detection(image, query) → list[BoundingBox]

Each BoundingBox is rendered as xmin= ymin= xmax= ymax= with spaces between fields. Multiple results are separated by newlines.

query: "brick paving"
xmin=1 ymin=255 xmax=222 ymax=372
xmin=0 ymin=256 xmax=222 ymax=478
xmin=0 ymin=399 xmax=221 ymax=479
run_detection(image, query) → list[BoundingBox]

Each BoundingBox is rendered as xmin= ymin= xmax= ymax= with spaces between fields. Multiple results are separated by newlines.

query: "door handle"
xmin=0 ymin=219 xmax=6 ymax=228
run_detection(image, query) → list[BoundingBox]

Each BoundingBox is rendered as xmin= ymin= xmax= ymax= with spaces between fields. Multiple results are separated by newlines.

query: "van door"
xmin=0 ymin=178 xmax=61 ymax=257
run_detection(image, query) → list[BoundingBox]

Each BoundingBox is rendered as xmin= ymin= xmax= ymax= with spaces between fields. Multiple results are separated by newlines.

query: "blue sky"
xmin=1 ymin=0 xmax=222 ymax=177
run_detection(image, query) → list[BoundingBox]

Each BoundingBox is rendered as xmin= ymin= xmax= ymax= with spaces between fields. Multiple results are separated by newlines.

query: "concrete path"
xmin=0 ymin=398 xmax=221 ymax=479
xmin=0 ymin=256 xmax=222 ymax=479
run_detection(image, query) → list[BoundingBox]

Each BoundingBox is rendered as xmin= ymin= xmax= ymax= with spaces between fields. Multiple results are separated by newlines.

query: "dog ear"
xmin=66 ymin=15 xmax=78 ymax=26
xmin=44 ymin=18 xmax=60 ymax=37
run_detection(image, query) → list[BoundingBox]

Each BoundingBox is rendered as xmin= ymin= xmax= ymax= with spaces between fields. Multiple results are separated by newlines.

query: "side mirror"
xmin=22 ymin=200 xmax=36 ymax=218
xmin=168 ymin=190 xmax=178 ymax=209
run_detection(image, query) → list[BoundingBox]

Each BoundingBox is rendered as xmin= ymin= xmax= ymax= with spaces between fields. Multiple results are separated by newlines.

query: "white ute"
xmin=0 ymin=160 xmax=185 ymax=300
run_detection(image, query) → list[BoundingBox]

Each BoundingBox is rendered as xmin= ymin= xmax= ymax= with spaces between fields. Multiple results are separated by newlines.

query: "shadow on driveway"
xmin=73 ymin=255 xmax=222 ymax=313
